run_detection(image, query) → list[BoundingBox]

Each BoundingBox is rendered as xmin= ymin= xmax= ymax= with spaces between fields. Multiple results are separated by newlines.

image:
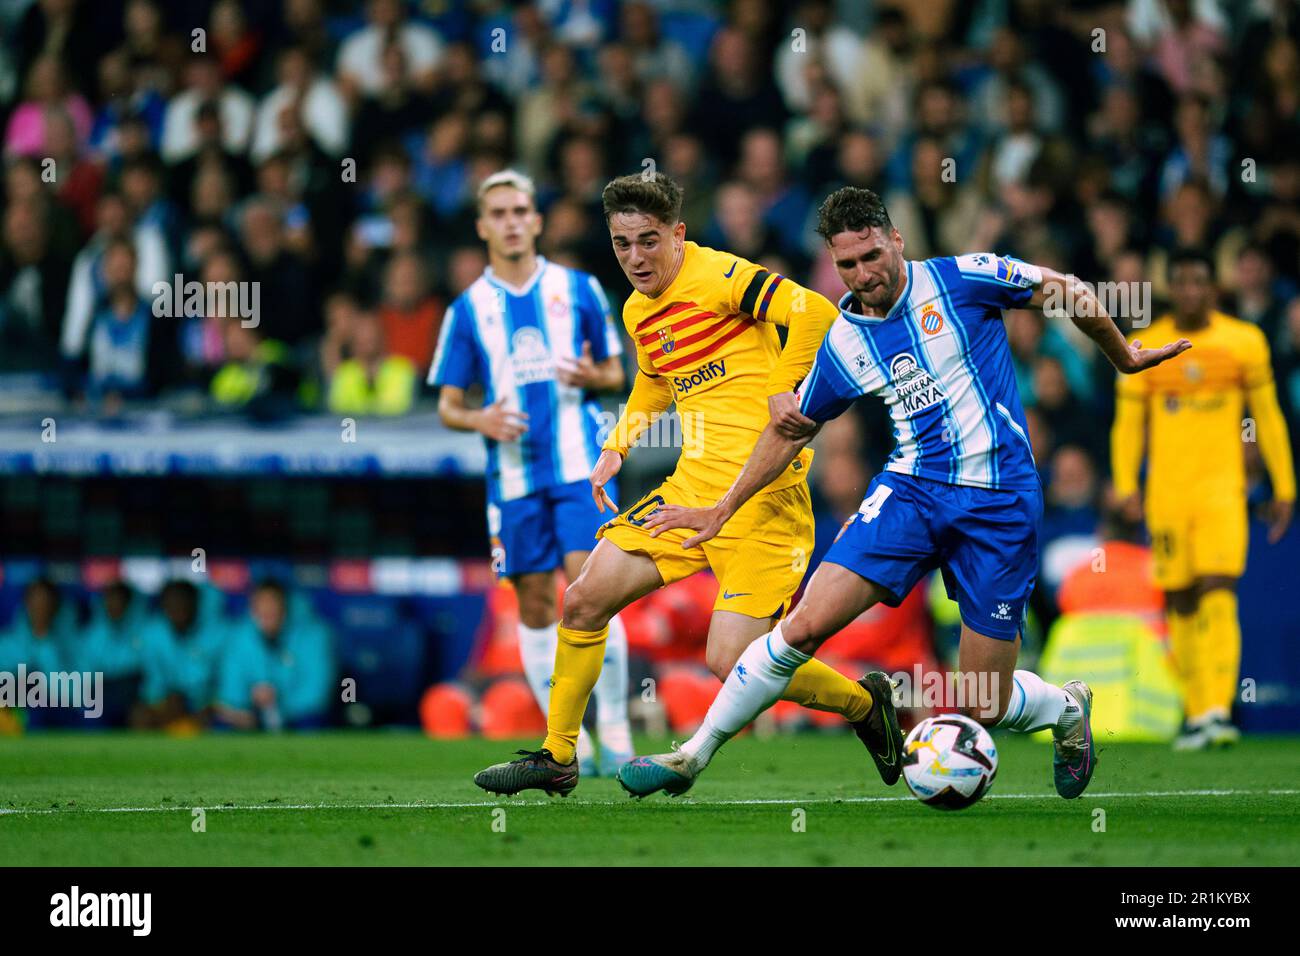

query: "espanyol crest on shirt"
xmin=658 ymin=325 xmax=676 ymax=354
xmin=920 ymin=306 xmax=944 ymax=334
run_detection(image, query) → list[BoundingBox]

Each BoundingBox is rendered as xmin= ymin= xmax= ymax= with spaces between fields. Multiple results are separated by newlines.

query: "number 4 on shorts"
xmin=857 ymin=484 xmax=893 ymax=523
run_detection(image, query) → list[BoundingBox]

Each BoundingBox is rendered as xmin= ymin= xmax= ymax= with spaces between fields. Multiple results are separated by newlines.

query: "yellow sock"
xmin=541 ymin=624 xmax=608 ymax=764
xmin=1198 ymin=589 xmax=1241 ymax=718
xmin=1166 ymin=609 xmax=1203 ymax=720
xmin=783 ymin=658 xmax=874 ymax=723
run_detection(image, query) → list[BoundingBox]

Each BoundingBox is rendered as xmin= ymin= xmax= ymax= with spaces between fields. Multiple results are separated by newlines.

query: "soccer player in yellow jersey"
xmin=473 ymin=173 xmax=903 ymax=796
xmin=1112 ymin=248 xmax=1295 ymax=750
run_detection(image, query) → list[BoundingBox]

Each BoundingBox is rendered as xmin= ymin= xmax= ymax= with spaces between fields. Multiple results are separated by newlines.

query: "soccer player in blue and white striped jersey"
xmin=621 ymin=186 xmax=1191 ymax=800
xmin=430 ymin=171 xmax=633 ymax=775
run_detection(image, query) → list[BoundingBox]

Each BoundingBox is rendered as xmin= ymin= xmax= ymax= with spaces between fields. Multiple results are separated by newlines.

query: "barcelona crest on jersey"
xmin=657 ymin=325 xmax=676 ymax=354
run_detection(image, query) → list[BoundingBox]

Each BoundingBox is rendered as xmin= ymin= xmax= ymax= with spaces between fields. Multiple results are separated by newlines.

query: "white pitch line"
xmin=0 ymin=789 xmax=1296 ymax=817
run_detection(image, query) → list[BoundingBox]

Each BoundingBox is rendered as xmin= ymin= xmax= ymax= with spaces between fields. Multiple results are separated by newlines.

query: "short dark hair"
xmin=160 ymin=579 xmax=198 ymax=605
xmin=253 ymin=577 xmax=287 ymax=601
xmin=816 ymin=186 xmax=893 ymax=242
xmin=601 ymin=172 xmax=683 ymax=226
xmin=1168 ymin=246 xmax=1215 ymax=282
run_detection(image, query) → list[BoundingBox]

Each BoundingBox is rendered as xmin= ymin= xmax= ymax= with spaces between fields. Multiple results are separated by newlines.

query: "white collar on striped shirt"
xmin=484 ymin=256 xmax=548 ymax=297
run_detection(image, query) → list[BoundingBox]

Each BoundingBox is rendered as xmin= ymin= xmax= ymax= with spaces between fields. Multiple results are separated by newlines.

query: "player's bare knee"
xmin=517 ymin=600 xmax=554 ymax=629
xmin=560 ymin=579 xmax=609 ymax=632
xmin=705 ymin=644 xmax=738 ymax=682
xmin=778 ymin=612 xmax=826 ymax=657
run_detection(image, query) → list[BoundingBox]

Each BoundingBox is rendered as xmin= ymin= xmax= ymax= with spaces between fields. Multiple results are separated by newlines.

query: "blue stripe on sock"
xmin=1010 ymin=676 xmax=1026 ymax=724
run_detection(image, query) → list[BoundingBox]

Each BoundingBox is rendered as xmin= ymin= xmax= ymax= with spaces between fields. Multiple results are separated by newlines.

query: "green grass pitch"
xmin=2 ymin=732 xmax=1297 ymax=865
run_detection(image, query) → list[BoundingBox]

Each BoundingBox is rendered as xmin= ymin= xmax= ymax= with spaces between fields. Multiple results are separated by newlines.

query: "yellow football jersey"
xmin=1114 ymin=311 xmax=1288 ymax=500
xmin=612 ymin=241 xmax=839 ymax=494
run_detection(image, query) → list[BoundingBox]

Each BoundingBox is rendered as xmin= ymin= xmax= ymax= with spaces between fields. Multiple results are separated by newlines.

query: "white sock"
xmin=594 ymin=613 xmax=633 ymax=757
xmin=678 ymin=624 xmax=810 ymax=771
xmin=997 ymin=669 xmax=1078 ymax=736
xmin=518 ymin=621 xmax=593 ymax=761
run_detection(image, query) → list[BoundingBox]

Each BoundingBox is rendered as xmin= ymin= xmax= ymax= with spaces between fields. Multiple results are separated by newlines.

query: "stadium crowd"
xmin=3 ymin=0 xmax=1300 ymax=729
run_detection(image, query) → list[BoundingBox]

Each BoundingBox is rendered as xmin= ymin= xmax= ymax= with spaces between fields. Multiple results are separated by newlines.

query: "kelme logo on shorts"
xmin=673 ymin=359 xmax=727 ymax=394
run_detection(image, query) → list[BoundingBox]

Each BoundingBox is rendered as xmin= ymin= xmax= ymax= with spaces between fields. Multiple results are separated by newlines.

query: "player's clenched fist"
xmin=590 ymin=448 xmax=622 ymax=512
xmin=475 ymin=397 xmax=529 ymax=442
xmin=644 ymin=503 xmax=726 ymax=549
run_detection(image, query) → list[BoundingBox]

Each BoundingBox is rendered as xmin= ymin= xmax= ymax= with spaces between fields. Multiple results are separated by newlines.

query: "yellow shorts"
xmin=597 ymin=476 xmax=814 ymax=621
xmin=1146 ymin=492 xmax=1248 ymax=590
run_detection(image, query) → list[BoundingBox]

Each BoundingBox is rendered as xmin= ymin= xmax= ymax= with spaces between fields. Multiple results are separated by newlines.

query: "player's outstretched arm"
xmin=1029 ymin=268 xmax=1192 ymax=374
xmin=644 ymin=418 xmax=820 ymax=548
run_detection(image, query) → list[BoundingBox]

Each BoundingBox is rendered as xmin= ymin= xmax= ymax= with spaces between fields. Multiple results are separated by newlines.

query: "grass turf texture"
xmin=2 ymin=732 xmax=1297 ymax=865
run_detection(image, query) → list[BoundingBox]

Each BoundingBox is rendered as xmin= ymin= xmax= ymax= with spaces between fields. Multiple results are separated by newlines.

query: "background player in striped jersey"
xmin=472 ymin=173 xmax=904 ymax=797
xmin=621 ymin=186 xmax=1191 ymax=799
xmin=430 ymin=170 xmax=634 ymax=777
xmin=1112 ymin=248 xmax=1294 ymax=751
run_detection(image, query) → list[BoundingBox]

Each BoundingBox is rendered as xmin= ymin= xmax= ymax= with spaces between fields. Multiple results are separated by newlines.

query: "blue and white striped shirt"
xmin=428 ymin=257 xmax=623 ymax=502
xmin=797 ymin=254 xmax=1041 ymax=491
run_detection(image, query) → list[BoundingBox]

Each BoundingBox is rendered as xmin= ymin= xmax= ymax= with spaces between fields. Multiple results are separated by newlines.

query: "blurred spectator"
xmin=1157 ymin=94 xmax=1232 ymax=200
xmin=160 ymin=54 xmax=255 ymax=164
xmin=119 ymin=155 xmax=182 ymax=259
xmin=377 ymin=251 xmax=443 ymax=370
xmin=1231 ymin=242 xmax=1292 ymax=343
xmin=209 ymin=319 xmax=298 ymax=414
xmin=208 ymin=0 xmax=264 ymax=89
xmin=167 ymin=101 xmax=255 ymax=216
xmin=87 ymin=51 xmax=166 ymax=164
xmin=733 ymin=127 xmax=811 ymax=266
xmin=238 ymin=197 xmax=314 ymax=346
xmin=688 ymin=27 xmax=787 ymax=171
xmin=3 ymin=55 xmax=93 ymax=157
xmin=11 ymin=0 xmax=106 ymax=98
xmin=251 ymin=45 xmax=348 ymax=163
xmin=1039 ymin=445 xmax=1102 ymax=604
xmin=327 ymin=311 xmax=416 ymax=417
xmin=0 ymin=197 xmax=70 ymax=372
xmin=0 ymin=579 xmax=68 ymax=674
xmin=885 ymin=135 xmax=983 ymax=261
xmin=968 ymin=27 xmax=1065 ymax=137
xmin=703 ymin=181 xmax=779 ymax=265
xmin=45 ymin=107 xmax=104 ymax=237
xmin=75 ymin=580 xmax=147 ymax=682
xmin=773 ymin=0 xmax=865 ymax=120
xmin=133 ymin=580 xmax=225 ymax=729
xmin=316 ymin=287 xmax=361 ymax=383
xmin=83 ymin=238 xmax=170 ymax=408
xmin=59 ymin=191 xmax=169 ymax=369
xmin=406 ymin=113 xmax=471 ymax=219
xmin=336 ymin=0 xmax=444 ymax=103
xmin=214 ymin=579 xmax=334 ymax=730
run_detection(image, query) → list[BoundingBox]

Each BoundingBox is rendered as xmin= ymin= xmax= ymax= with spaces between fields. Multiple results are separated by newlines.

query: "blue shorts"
xmin=488 ymin=478 xmax=616 ymax=577
xmin=824 ymin=471 xmax=1042 ymax=641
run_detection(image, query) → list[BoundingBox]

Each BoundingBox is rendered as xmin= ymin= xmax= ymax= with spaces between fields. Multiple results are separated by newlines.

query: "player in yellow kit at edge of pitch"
xmin=1111 ymin=248 xmax=1294 ymax=751
xmin=472 ymin=172 xmax=904 ymax=797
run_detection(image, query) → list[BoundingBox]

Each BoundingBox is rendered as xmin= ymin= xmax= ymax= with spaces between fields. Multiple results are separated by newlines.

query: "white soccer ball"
xmin=902 ymin=713 xmax=998 ymax=810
